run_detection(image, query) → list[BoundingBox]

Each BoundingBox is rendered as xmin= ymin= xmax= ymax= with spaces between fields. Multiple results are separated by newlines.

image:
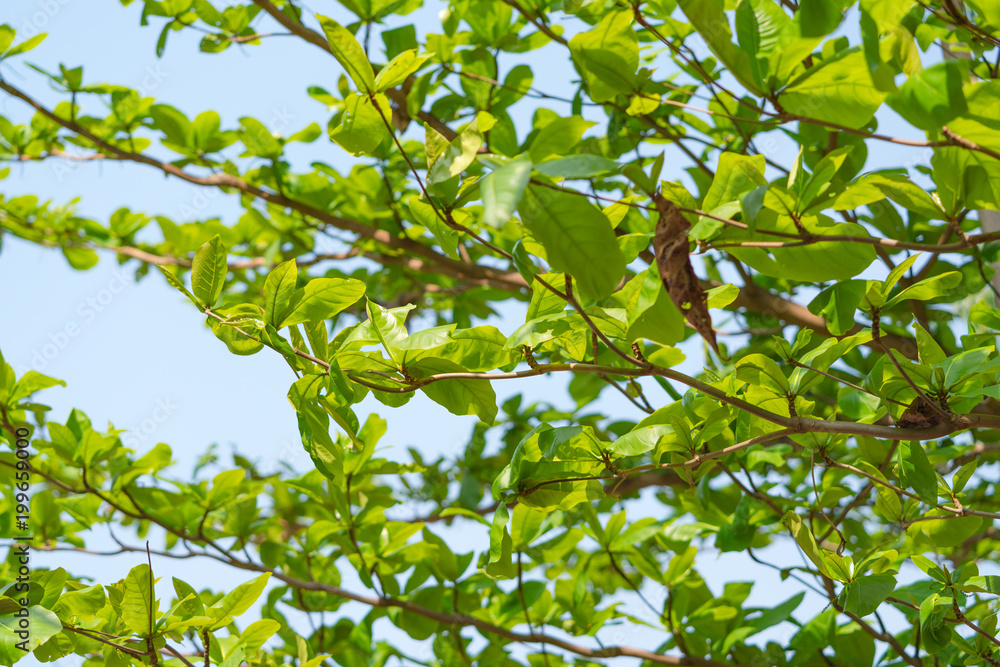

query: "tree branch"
xmin=0 ymin=79 xmax=521 ymax=290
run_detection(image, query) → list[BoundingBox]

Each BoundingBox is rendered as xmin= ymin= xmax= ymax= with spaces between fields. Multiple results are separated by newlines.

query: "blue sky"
xmin=0 ymin=1 xmax=975 ymax=665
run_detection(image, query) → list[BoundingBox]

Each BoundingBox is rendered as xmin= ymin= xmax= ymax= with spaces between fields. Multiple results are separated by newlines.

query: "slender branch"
xmin=499 ymin=0 xmax=568 ymax=45
xmin=822 ymin=455 xmax=1000 ymax=521
xmin=62 ymin=626 xmax=148 ymax=659
xmin=248 ymin=0 xmax=458 ymax=140
xmin=787 ymin=358 xmax=908 ymax=407
xmin=46 ymin=529 xmax=730 ymax=667
xmin=0 ymin=79 xmax=521 ymax=290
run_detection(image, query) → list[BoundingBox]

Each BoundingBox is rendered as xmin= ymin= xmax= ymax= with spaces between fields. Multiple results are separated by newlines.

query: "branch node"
xmin=522 ymin=345 xmax=539 ymax=369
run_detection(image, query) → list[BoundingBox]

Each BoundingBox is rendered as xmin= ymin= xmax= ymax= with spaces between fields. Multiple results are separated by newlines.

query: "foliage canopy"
xmin=2 ymin=0 xmax=1000 ymax=666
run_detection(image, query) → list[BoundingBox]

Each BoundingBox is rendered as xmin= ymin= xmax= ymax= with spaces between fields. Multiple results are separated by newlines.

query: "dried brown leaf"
xmin=652 ymin=193 xmax=718 ymax=354
xmin=896 ymin=396 xmax=946 ymax=429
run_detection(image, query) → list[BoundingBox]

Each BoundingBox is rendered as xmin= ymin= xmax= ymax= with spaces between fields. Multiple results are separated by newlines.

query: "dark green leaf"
xmin=518 ymin=185 xmax=626 ymax=300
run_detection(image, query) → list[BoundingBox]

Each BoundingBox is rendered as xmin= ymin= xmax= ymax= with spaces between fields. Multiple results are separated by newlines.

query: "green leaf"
xmin=375 ymin=49 xmax=428 ymax=92
xmin=607 ymin=425 xmax=670 ymax=457
xmin=568 ymin=11 xmax=638 ymax=102
xmin=191 ymin=235 xmax=227 ymax=309
xmin=191 ymin=110 xmax=222 ymax=148
xmin=931 ymin=142 xmax=1000 ymax=215
xmin=527 ymin=116 xmax=595 ymax=161
xmin=3 ymin=33 xmax=47 ymax=59
xmin=744 ymin=0 xmax=815 ymax=88
xmin=10 ymin=371 xmax=65 ymax=403
xmin=121 ymin=564 xmax=156 ymax=636
xmin=0 ymin=25 xmax=15 ymax=55
xmin=316 ymin=15 xmax=375 ymax=92
xmin=881 ymin=253 xmax=920 ymax=299
xmin=964 ymin=575 xmax=1000 ymax=595
xmin=344 ymin=413 xmax=385 ymax=475
xmin=263 ymin=260 xmax=298 ymax=328
xmin=149 ymin=104 xmax=192 ymax=148
xmin=405 ymin=195 xmax=460 ymax=258
xmin=280 ymin=278 xmax=366 ymax=328
xmin=886 ymin=61 xmax=967 ymax=132
xmin=862 ymin=0 xmax=916 ymax=32
xmin=236 ymin=619 xmax=281 ymax=653
xmin=481 ymin=155 xmax=532 ymax=228
xmin=510 ymin=505 xmax=548 ymax=550
xmin=296 ymin=402 xmax=344 ymax=483
xmin=416 ymin=325 xmax=520 ymax=372
xmin=919 ymin=593 xmax=953 ymax=653
xmin=914 ymin=324 xmax=946 ymax=366
xmin=54 ymin=585 xmax=106 ymax=622
xmin=807 ymin=280 xmax=866 ymax=336
xmin=410 ymin=358 xmax=498 ymax=424
xmin=205 ymin=572 xmax=271 ymax=630
xmin=211 ymin=304 xmax=265 ymax=356
xmin=533 ymin=155 xmax=619 ymax=179
xmin=841 ymin=176 xmax=907 ymax=229
xmin=867 ymin=175 xmax=944 ymax=219
xmin=898 ymin=441 xmax=937 ymax=505
xmin=629 ymin=95 xmax=660 ymax=116
xmin=363 ymin=300 xmax=411 ymax=364
xmin=799 ymin=0 xmax=844 ymax=37
xmin=329 ymin=93 xmax=390 ymax=156
xmin=706 ymin=284 xmax=739 ymax=309
xmin=407 ymin=195 xmax=461 ymax=258
xmin=0 ymin=606 xmax=61 ymax=659
xmin=855 ymin=459 xmax=902 ymax=520
xmin=781 ymin=511 xmax=831 ymax=578
xmin=517 ymin=185 xmax=626 ymax=300
xmin=735 ymin=1 xmax=762 ymax=86
xmin=717 ymin=495 xmax=762 ymax=553
xmin=911 ymin=554 xmax=947 ymax=581
xmin=725 ymin=215 xmax=876 ymax=281
xmin=736 ymin=354 xmax=790 ymax=395
xmin=238 ymin=117 xmax=282 ymax=158
xmin=486 ymin=503 xmax=516 ymax=579
xmin=823 ymin=551 xmax=854 ymax=583
xmin=780 ymin=49 xmax=885 ymax=129
xmin=703 ymin=153 xmax=768 ymax=212
xmin=382 ymin=24 xmax=418 ymax=59
xmin=158 ymin=265 xmax=201 ymax=306
xmin=916 ymin=511 xmax=983 ymax=548
xmin=511 ymin=238 xmax=539 ymax=283
xmin=206 ymin=573 xmax=271 ymax=630
xmin=624 ymin=266 xmax=686 ymax=346
xmin=952 ymin=459 xmax=977 ymax=494
xmin=62 ymin=246 xmax=99 ymax=271
xmin=835 ymin=618 xmax=878 ymax=665
xmin=677 ymin=0 xmax=762 ymax=94
xmin=288 ymin=122 xmax=321 ymax=144
xmin=884 ymin=271 xmax=961 ymax=307
xmin=427 ymin=116 xmax=486 ymax=186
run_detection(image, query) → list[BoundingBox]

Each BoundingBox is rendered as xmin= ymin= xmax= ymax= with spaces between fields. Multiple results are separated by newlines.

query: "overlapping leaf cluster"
xmin=2 ymin=0 xmax=1000 ymax=665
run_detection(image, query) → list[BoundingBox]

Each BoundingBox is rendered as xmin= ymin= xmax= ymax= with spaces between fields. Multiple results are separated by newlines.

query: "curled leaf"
xmin=652 ymin=193 xmax=718 ymax=354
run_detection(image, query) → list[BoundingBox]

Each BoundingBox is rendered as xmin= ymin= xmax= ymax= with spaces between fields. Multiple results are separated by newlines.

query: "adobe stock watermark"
xmin=15 ymin=0 xmax=72 ymax=40
xmin=256 ymin=438 xmax=307 ymax=477
xmin=22 ymin=267 xmax=132 ymax=373
xmin=120 ymin=397 xmax=179 ymax=448
xmin=16 ymin=2 xmax=171 ymax=112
